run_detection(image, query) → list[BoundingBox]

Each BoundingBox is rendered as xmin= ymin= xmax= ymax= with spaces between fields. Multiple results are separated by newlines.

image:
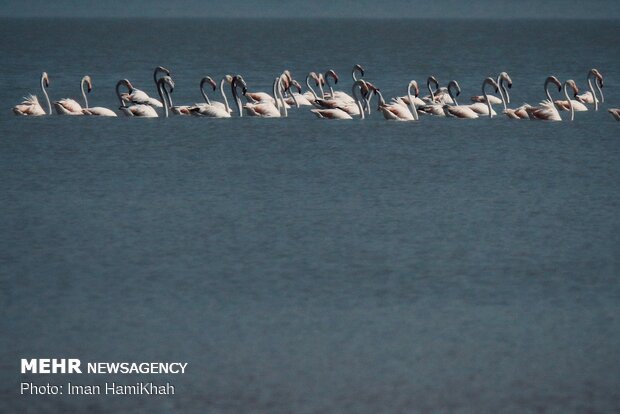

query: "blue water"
xmin=1 ymin=18 xmax=619 ymax=413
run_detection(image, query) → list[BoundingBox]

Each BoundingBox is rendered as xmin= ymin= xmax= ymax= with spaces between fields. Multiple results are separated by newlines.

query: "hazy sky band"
xmin=2 ymin=0 xmax=619 ymax=19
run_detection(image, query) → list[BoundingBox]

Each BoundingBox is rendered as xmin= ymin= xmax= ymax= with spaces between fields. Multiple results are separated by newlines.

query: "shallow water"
xmin=1 ymin=18 xmax=619 ymax=413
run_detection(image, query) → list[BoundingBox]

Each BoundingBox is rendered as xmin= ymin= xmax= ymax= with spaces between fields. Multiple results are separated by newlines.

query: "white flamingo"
xmin=525 ymin=76 xmax=563 ymax=121
xmin=122 ymin=66 xmax=169 ymax=108
xmin=117 ymin=77 xmax=173 ymax=118
xmin=284 ymin=80 xmax=313 ymax=106
xmin=310 ymin=80 xmax=366 ymax=120
xmin=376 ymin=80 xmax=419 ymax=121
xmin=417 ymin=77 xmax=448 ymax=116
xmin=555 ymin=68 xmax=604 ymax=112
xmin=441 ymin=81 xmax=480 ymax=119
xmin=189 ymin=76 xmax=234 ymax=118
xmin=575 ymin=69 xmax=604 ymax=109
xmin=78 ymin=76 xmax=117 ymax=116
xmin=234 ymin=75 xmax=291 ymax=118
xmin=13 ymin=72 xmax=51 ymax=116
xmin=53 ymin=76 xmax=91 ymax=116
xmin=303 ymin=72 xmax=322 ymax=102
xmin=471 ymin=72 xmax=512 ymax=107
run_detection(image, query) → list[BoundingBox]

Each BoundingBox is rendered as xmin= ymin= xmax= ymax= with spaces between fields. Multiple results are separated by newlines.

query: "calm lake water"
xmin=1 ymin=18 xmax=619 ymax=413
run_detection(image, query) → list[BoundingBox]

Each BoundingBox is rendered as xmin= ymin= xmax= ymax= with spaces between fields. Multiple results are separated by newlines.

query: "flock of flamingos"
xmin=12 ymin=65 xmax=620 ymax=121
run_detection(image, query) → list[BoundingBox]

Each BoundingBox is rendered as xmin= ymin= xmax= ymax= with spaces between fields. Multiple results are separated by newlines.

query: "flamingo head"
xmin=409 ymin=80 xmax=419 ymax=97
xmin=499 ymin=72 xmax=513 ymax=89
xmin=591 ymin=68 xmax=604 ymax=88
xmin=565 ymin=79 xmax=579 ymax=97
xmin=156 ymin=66 xmax=171 ymax=77
xmin=484 ymin=77 xmax=499 ymax=93
xmin=354 ymin=64 xmax=365 ymax=77
xmin=83 ymin=75 xmax=93 ymax=93
xmin=325 ymin=70 xmax=339 ymax=84
xmin=159 ymin=76 xmax=175 ymax=93
xmin=200 ymin=76 xmax=217 ymax=90
xmin=42 ymin=72 xmax=50 ymax=88
xmin=291 ymin=80 xmax=302 ymax=94
xmin=233 ymin=75 xmax=248 ymax=95
xmin=546 ymin=76 xmax=562 ymax=92
xmin=448 ymin=80 xmax=461 ymax=96
xmin=427 ymin=76 xmax=439 ymax=88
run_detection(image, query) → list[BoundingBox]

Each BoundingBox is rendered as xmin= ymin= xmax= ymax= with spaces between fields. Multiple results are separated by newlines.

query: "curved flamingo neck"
xmin=231 ymin=78 xmax=243 ymax=117
xmin=587 ymin=78 xmax=598 ymax=111
xmin=305 ymin=75 xmax=319 ymax=101
xmin=199 ymin=80 xmax=211 ymax=105
xmin=157 ymin=79 xmax=169 ymax=118
xmin=41 ymin=74 xmax=51 ymax=115
xmin=81 ymin=77 xmax=89 ymax=109
xmin=220 ymin=78 xmax=230 ymax=113
xmin=276 ymin=77 xmax=287 ymax=117
xmin=407 ymin=81 xmax=418 ymax=120
xmin=563 ymin=81 xmax=575 ymax=121
xmin=447 ymin=81 xmax=459 ymax=106
xmin=325 ymin=72 xmax=335 ymax=98
xmin=482 ymin=79 xmax=494 ymax=118
xmin=352 ymin=80 xmax=365 ymax=120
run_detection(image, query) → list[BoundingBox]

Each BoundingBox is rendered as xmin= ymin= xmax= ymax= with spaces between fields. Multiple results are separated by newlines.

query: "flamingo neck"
xmin=200 ymin=81 xmax=212 ymax=105
xmin=482 ymin=80 xmax=493 ymax=118
xmin=352 ymin=81 xmax=364 ymax=120
xmin=157 ymin=80 xmax=169 ymax=118
xmin=232 ymin=79 xmax=242 ymax=117
xmin=448 ymin=83 xmax=458 ymax=107
xmin=306 ymin=75 xmax=319 ymax=101
xmin=277 ymin=78 xmax=287 ymax=117
xmin=116 ymin=81 xmax=127 ymax=108
xmin=407 ymin=83 xmax=418 ymax=120
xmin=220 ymin=78 xmax=230 ymax=113
xmin=564 ymin=82 xmax=574 ymax=121
xmin=496 ymin=77 xmax=507 ymax=110
xmin=81 ymin=78 xmax=89 ymax=109
xmin=586 ymin=78 xmax=598 ymax=111
xmin=41 ymin=75 xmax=51 ymax=115
xmin=325 ymin=74 xmax=334 ymax=98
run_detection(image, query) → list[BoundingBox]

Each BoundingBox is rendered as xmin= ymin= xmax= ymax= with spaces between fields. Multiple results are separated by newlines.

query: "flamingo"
xmin=235 ymin=75 xmax=290 ymax=118
xmin=462 ymin=78 xmax=502 ymax=117
xmin=392 ymin=76 xmax=427 ymax=109
xmin=117 ymin=76 xmax=173 ymax=118
xmin=553 ymin=69 xmax=600 ymax=112
xmin=503 ymin=104 xmax=532 ymax=119
xmin=608 ymin=109 xmax=620 ymax=120
xmin=375 ymin=80 xmax=419 ymax=121
xmin=303 ymin=72 xmax=322 ymax=102
xmin=284 ymin=80 xmax=313 ymax=106
xmin=559 ymin=80 xmax=580 ymax=121
xmin=525 ymin=76 xmax=563 ymax=121
xmin=463 ymin=78 xmax=500 ymax=118
xmin=53 ymin=76 xmax=92 ymax=115
xmin=189 ymin=76 xmax=234 ymax=118
xmin=322 ymin=65 xmax=364 ymax=102
xmin=314 ymin=70 xmax=371 ymax=116
xmin=471 ymin=72 xmax=512 ymax=107
xmin=78 ymin=76 xmax=117 ymax=116
xmin=575 ymin=69 xmax=604 ymax=109
xmin=122 ymin=66 xmax=169 ymax=108
xmin=417 ymin=77 xmax=448 ymax=116
xmin=310 ymin=80 xmax=366 ymax=120
xmin=441 ymin=81 xmax=480 ymax=119
xmin=13 ymin=72 xmax=51 ymax=116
